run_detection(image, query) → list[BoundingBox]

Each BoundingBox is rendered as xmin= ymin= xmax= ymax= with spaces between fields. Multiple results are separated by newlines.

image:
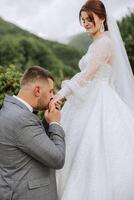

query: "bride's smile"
xmin=80 ymin=11 xmax=105 ymax=39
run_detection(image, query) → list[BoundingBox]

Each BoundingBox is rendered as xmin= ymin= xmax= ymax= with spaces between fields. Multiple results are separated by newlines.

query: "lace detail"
xmin=58 ymin=35 xmax=114 ymax=98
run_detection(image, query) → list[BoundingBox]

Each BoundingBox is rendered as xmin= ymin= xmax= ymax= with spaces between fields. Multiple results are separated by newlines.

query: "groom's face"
xmin=36 ymin=78 xmax=54 ymax=111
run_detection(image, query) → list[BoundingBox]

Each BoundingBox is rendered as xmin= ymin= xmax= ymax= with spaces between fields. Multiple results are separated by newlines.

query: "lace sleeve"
xmin=58 ymin=37 xmax=113 ymax=98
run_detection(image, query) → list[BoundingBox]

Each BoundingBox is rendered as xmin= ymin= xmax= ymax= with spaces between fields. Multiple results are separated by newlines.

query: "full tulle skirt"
xmin=56 ymin=80 xmax=134 ymax=200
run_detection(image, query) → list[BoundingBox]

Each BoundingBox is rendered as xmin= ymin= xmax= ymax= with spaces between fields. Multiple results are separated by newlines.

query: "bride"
xmin=51 ymin=0 xmax=134 ymax=199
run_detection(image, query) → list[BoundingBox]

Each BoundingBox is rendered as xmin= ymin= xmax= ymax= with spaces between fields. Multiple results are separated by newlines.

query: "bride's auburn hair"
xmin=79 ymin=0 xmax=108 ymax=31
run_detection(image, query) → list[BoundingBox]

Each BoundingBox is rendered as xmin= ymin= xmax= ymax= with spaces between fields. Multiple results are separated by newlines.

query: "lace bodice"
xmin=79 ymin=39 xmax=113 ymax=82
xmin=58 ymin=34 xmax=114 ymax=98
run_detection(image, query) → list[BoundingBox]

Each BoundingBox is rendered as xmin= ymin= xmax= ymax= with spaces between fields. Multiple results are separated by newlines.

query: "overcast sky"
xmin=0 ymin=0 xmax=133 ymax=42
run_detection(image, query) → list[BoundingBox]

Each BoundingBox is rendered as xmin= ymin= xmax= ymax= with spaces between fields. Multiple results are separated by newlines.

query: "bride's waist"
xmin=93 ymin=76 xmax=110 ymax=82
xmin=81 ymin=77 xmax=111 ymax=93
xmin=93 ymin=71 xmax=111 ymax=82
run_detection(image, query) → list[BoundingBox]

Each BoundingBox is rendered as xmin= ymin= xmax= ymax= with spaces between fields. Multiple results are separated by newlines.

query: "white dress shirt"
xmin=13 ymin=95 xmax=33 ymax=112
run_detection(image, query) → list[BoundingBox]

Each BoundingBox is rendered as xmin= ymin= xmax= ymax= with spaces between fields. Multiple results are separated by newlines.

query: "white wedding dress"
xmin=56 ymin=34 xmax=134 ymax=200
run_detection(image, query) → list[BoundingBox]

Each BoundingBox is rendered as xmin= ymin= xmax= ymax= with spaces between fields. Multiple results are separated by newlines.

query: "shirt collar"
xmin=13 ymin=95 xmax=33 ymax=113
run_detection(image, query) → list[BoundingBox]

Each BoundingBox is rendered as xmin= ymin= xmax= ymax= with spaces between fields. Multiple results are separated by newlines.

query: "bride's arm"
xmin=54 ymin=39 xmax=112 ymax=101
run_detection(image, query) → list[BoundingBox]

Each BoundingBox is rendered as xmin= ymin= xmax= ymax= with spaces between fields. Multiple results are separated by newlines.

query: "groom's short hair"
xmin=20 ymin=66 xmax=54 ymax=87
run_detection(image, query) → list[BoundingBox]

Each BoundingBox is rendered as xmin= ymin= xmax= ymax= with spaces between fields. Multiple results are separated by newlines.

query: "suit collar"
xmin=13 ymin=95 xmax=33 ymax=112
xmin=4 ymin=95 xmax=31 ymax=112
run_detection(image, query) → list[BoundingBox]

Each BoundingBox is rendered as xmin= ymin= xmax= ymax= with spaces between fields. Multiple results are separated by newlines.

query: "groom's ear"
xmin=33 ymin=85 xmax=41 ymax=97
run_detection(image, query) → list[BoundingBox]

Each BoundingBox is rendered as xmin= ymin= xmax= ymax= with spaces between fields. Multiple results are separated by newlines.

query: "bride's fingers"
xmin=49 ymin=97 xmax=62 ymax=109
xmin=55 ymin=100 xmax=62 ymax=106
xmin=51 ymin=99 xmax=60 ymax=105
xmin=55 ymin=103 xmax=61 ymax=110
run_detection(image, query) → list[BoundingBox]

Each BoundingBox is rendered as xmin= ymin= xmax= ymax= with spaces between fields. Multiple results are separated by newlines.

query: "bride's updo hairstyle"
xmin=79 ymin=0 xmax=108 ymax=31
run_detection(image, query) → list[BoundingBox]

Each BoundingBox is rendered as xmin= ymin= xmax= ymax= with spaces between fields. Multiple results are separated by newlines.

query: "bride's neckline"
xmin=91 ymin=33 xmax=110 ymax=47
xmin=93 ymin=33 xmax=106 ymax=42
xmin=88 ymin=32 xmax=110 ymax=51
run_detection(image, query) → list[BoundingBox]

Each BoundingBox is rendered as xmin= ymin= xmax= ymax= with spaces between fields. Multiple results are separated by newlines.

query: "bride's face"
xmin=81 ymin=11 xmax=104 ymax=36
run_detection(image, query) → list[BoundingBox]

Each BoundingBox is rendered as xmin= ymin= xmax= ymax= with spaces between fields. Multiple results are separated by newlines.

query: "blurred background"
xmin=0 ymin=0 xmax=133 ymax=107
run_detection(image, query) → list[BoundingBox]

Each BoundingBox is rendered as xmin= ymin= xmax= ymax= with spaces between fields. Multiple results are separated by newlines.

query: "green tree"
xmin=68 ymin=32 xmax=92 ymax=53
xmin=0 ymin=16 xmax=82 ymax=81
xmin=118 ymin=12 xmax=134 ymax=72
xmin=0 ymin=65 xmax=22 ymax=108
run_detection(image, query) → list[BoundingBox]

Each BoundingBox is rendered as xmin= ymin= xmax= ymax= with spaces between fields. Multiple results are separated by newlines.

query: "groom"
xmin=0 ymin=66 xmax=65 ymax=200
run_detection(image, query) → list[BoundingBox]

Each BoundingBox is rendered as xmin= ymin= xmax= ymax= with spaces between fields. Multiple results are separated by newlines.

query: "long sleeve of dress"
xmin=58 ymin=37 xmax=113 ymax=98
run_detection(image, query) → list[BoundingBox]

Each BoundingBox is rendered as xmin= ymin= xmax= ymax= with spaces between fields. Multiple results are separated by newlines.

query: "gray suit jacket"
xmin=0 ymin=95 xmax=65 ymax=200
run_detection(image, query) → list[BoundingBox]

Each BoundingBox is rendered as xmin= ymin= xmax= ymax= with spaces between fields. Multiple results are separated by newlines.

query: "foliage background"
xmin=0 ymin=12 xmax=133 ymax=108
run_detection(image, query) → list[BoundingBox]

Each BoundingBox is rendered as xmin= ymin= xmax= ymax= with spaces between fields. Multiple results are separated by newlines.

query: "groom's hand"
xmin=44 ymin=103 xmax=61 ymax=124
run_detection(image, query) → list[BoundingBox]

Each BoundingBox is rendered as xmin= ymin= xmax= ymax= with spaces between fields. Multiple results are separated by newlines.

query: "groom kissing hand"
xmin=0 ymin=66 xmax=65 ymax=200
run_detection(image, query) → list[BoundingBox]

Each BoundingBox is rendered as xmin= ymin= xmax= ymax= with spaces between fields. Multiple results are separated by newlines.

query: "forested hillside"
xmin=0 ymin=12 xmax=133 ymax=108
xmin=0 ymin=17 xmax=82 ymax=78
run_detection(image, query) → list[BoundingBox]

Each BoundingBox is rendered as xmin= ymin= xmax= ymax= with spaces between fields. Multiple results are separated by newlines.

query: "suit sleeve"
xmin=15 ymin=113 xmax=65 ymax=169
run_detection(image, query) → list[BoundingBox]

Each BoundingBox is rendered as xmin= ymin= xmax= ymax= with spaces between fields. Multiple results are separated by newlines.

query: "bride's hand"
xmin=49 ymin=94 xmax=64 ymax=110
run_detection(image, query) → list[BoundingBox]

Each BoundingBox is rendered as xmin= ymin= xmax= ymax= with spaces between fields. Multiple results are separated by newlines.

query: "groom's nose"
xmin=51 ymin=93 xmax=54 ymax=99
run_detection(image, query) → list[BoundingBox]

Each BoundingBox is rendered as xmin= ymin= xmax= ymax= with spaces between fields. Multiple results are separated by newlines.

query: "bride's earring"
xmin=100 ymin=22 xmax=104 ymax=33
